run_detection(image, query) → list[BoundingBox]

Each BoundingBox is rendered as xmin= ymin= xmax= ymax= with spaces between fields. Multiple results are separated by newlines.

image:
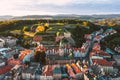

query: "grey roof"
xmin=53 ymin=67 xmax=61 ymax=74
xmin=23 ymin=67 xmax=36 ymax=74
xmin=114 ymin=55 xmax=120 ymax=59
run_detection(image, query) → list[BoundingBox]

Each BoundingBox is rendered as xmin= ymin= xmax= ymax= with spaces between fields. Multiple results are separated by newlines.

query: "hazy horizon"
xmin=0 ymin=0 xmax=120 ymax=16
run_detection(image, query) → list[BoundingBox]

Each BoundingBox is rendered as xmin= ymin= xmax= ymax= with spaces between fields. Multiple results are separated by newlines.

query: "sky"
xmin=0 ymin=0 xmax=120 ymax=16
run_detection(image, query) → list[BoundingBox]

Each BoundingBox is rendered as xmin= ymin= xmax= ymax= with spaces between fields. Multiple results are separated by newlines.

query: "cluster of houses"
xmin=0 ymin=27 xmax=120 ymax=80
xmin=88 ymin=28 xmax=119 ymax=79
xmin=74 ymin=28 xmax=119 ymax=79
xmin=9 ymin=61 xmax=89 ymax=80
xmin=0 ymin=48 xmax=35 ymax=79
xmin=45 ymin=47 xmax=87 ymax=58
xmin=0 ymin=36 xmax=18 ymax=48
xmin=0 ymin=36 xmax=35 ymax=80
xmin=0 ymin=36 xmax=18 ymax=79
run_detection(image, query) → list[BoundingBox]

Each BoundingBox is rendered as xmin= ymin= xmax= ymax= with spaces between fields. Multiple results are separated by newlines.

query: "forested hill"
xmin=0 ymin=19 xmax=101 ymax=32
xmin=0 ymin=19 xmax=119 ymax=49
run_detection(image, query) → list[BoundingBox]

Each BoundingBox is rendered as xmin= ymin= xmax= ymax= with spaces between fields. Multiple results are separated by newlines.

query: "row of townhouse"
xmin=104 ymin=28 xmax=117 ymax=36
xmin=45 ymin=48 xmax=87 ymax=58
xmin=19 ymin=63 xmax=87 ymax=80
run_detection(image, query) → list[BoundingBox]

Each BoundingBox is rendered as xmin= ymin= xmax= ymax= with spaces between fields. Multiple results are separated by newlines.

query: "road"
xmin=64 ymin=28 xmax=75 ymax=46
xmin=85 ymin=32 xmax=96 ymax=65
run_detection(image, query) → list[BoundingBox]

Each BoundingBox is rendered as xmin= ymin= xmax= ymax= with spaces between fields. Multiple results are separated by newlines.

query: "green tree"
xmin=34 ymin=51 xmax=46 ymax=65
xmin=22 ymin=26 xmax=29 ymax=32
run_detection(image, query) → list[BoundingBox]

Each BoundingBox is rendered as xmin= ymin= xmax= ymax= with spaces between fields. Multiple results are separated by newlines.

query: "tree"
xmin=71 ymin=26 xmax=86 ymax=47
xmin=36 ymin=25 xmax=45 ymax=32
xmin=23 ymin=40 xmax=30 ymax=49
xmin=83 ymin=21 xmax=88 ymax=26
xmin=34 ymin=50 xmax=46 ymax=65
xmin=13 ymin=54 xmax=19 ymax=59
xmin=107 ymin=21 xmax=116 ymax=26
xmin=103 ymin=33 xmax=120 ymax=50
xmin=25 ymin=61 xmax=30 ymax=66
xmin=22 ymin=26 xmax=29 ymax=32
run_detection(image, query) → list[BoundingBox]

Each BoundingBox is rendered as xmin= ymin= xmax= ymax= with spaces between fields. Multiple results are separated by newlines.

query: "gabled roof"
xmin=0 ymin=65 xmax=13 ymax=75
xmin=92 ymin=59 xmax=112 ymax=66
xmin=99 ymin=51 xmax=111 ymax=56
xmin=19 ymin=49 xmax=32 ymax=61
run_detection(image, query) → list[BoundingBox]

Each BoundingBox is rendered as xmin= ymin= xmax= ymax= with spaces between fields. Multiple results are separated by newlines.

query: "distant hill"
xmin=0 ymin=15 xmax=13 ymax=21
xmin=91 ymin=14 xmax=120 ymax=19
xmin=13 ymin=14 xmax=81 ymax=20
xmin=13 ymin=15 xmax=53 ymax=20
xmin=0 ymin=14 xmax=120 ymax=21
xmin=11 ymin=14 xmax=98 ymax=20
xmin=12 ymin=14 xmax=120 ymax=20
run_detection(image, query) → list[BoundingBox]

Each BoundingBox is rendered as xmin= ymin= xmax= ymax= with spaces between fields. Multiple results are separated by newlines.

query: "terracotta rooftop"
xmin=33 ymin=35 xmax=42 ymax=41
xmin=84 ymin=34 xmax=91 ymax=38
xmin=8 ymin=58 xmax=21 ymax=65
xmin=95 ymin=35 xmax=102 ymax=39
xmin=71 ymin=63 xmax=81 ymax=73
xmin=0 ymin=65 xmax=13 ymax=75
xmin=19 ymin=49 xmax=32 ymax=61
xmin=99 ymin=51 xmax=111 ymax=56
xmin=92 ymin=59 xmax=113 ymax=66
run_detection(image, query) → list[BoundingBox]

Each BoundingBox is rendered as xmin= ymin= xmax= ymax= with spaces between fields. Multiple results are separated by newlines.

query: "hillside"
xmin=0 ymin=19 xmax=119 ymax=48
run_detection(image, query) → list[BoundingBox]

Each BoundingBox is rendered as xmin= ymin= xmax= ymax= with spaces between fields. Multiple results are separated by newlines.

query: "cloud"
xmin=74 ymin=0 xmax=112 ymax=4
xmin=34 ymin=0 xmax=113 ymax=5
xmin=0 ymin=0 xmax=120 ymax=16
xmin=35 ymin=0 xmax=72 ymax=5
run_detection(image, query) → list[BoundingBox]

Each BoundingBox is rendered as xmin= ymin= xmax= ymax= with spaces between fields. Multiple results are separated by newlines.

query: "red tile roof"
xmin=66 ymin=64 xmax=76 ymax=79
xmin=33 ymin=35 xmax=42 ymax=41
xmin=84 ymin=34 xmax=91 ymax=38
xmin=62 ymin=78 xmax=69 ymax=80
xmin=95 ymin=35 xmax=102 ymax=39
xmin=99 ymin=51 xmax=111 ymax=56
xmin=92 ymin=59 xmax=112 ymax=66
xmin=93 ymin=43 xmax=100 ymax=51
xmin=8 ymin=58 xmax=21 ymax=65
xmin=90 ymin=51 xmax=96 ymax=56
xmin=73 ymin=48 xmax=78 ymax=51
xmin=71 ymin=63 xmax=81 ymax=73
xmin=19 ymin=49 xmax=32 ymax=61
xmin=0 ymin=65 xmax=13 ymax=75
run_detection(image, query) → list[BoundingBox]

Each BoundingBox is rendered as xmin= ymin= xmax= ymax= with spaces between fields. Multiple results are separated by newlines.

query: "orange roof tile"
xmin=92 ymin=59 xmax=112 ymax=66
xmin=0 ymin=65 xmax=13 ymax=75
xmin=19 ymin=49 xmax=32 ymax=61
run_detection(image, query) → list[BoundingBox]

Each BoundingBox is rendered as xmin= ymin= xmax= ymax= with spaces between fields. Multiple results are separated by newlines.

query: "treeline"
xmin=0 ymin=20 xmax=40 ymax=32
xmin=100 ymin=26 xmax=120 ymax=50
xmin=0 ymin=19 xmax=89 ymax=32
xmin=101 ymin=33 xmax=120 ymax=50
xmin=69 ymin=22 xmax=101 ymax=47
